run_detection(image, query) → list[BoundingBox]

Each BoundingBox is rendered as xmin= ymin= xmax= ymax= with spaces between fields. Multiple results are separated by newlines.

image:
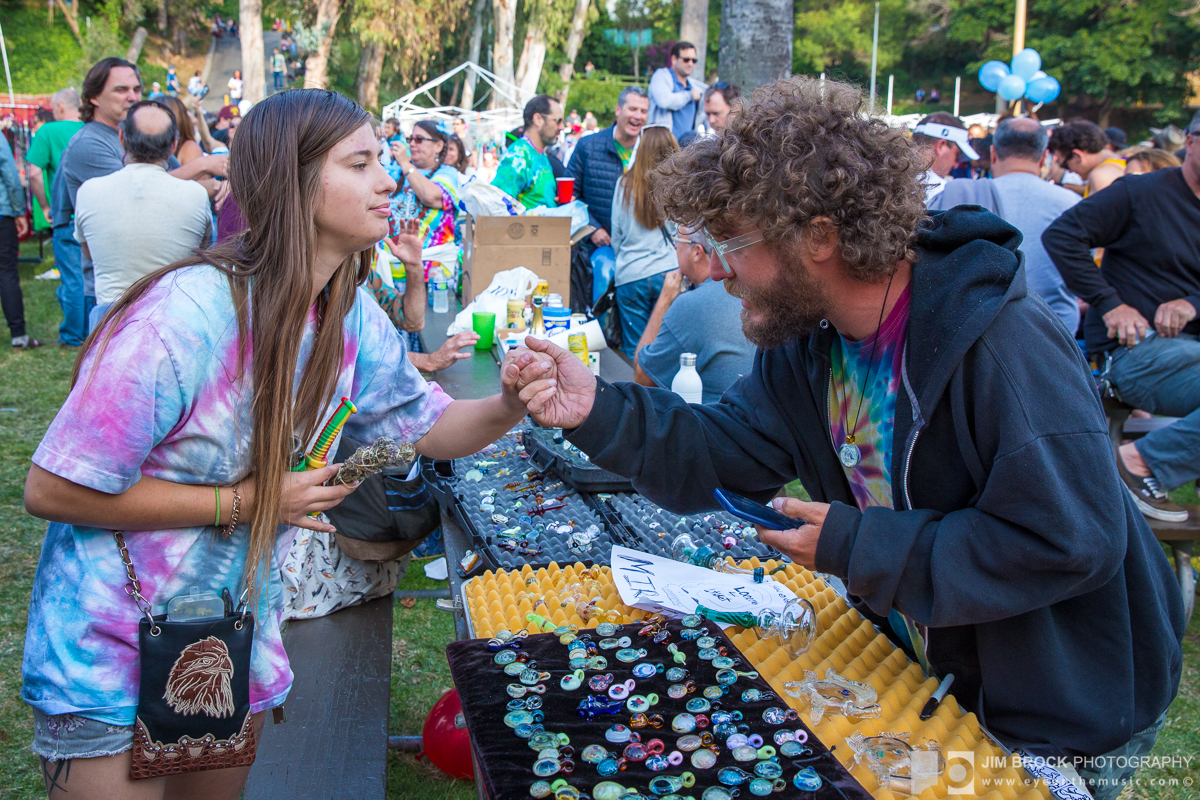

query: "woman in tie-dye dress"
xmin=21 ymin=90 xmax=531 ymax=800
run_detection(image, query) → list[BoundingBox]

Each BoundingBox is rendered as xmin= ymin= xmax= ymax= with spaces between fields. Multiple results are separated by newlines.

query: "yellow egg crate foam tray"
xmin=463 ymin=558 xmax=1052 ymax=800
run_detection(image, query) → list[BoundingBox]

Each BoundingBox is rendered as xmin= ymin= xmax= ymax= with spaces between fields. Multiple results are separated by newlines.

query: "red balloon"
xmin=421 ymin=689 xmax=475 ymax=780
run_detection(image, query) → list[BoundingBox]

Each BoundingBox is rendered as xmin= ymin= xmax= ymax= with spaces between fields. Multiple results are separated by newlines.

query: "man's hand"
xmin=590 ymin=228 xmax=611 ymax=247
xmin=754 ymin=497 xmax=829 ymax=569
xmin=691 ymin=87 xmax=703 ymax=101
xmin=411 ymin=331 xmax=480 ymax=372
xmin=513 ymin=337 xmax=597 ymax=429
xmin=14 ymin=215 xmax=28 ymax=238
xmin=659 ymin=269 xmax=684 ymax=306
xmin=1154 ymin=299 xmax=1197 ymax=338
xmin=1103 ymin=303 xmax=1151 ymax=347
xmin=385 ymin=218 xmax=423 ymax=266
xmin=500 ymin=345 xmax=537 ymax=416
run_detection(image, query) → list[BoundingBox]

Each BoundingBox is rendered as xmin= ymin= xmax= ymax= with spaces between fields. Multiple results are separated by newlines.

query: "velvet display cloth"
xmin=447 ymin=618 xmax=871 ymax=799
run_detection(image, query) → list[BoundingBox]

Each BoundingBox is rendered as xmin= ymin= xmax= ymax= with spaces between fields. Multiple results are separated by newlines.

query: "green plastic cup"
xmin=472 ymin=311 xmax=496 ymax=351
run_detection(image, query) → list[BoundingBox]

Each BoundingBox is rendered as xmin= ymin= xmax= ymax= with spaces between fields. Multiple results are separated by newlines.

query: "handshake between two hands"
xmin=499 ymin=336 xmax=597 ymax=430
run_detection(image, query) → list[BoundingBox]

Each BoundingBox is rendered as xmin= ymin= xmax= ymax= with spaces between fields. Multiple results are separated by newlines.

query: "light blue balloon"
xmin=1031 ymin=70 xmax=1047 ymax=81
xmin=1025 ymin=76 xmax=1061 ymax=104
xmin=978 ymin=60 xmax=1010 ymax=92
xmin=998 ymin=74 xmax=1028 ymax=101
xmin=1010 ymin=48 xmax=1042 ymax=81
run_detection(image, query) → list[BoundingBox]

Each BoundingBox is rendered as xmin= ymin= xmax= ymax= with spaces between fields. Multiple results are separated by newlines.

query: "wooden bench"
xmin=243 ymin=596 xmax=394 ymax=799
xmin=1105 ymin=398 xmax=1197 ymax=627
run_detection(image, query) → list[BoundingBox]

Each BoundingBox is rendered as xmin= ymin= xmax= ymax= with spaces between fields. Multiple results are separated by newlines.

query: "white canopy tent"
xmin=381 ymin=62 xmax=533 ymax=140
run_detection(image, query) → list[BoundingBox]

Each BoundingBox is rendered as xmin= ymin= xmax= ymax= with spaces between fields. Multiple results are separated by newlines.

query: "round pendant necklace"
xmin=834 ymin=270 xmax=896 ymax=469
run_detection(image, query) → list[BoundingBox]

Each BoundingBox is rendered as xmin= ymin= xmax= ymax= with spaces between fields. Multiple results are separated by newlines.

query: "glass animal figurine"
xmin=784 ymin=668 xmax=882 ymax=724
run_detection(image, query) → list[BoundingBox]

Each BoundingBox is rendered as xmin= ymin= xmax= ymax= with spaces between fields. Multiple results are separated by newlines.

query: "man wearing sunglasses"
xmin=511 ymin=76 xmax=1183 ymax=798
xmin=648 ymin=41 xmax=707 ymax=142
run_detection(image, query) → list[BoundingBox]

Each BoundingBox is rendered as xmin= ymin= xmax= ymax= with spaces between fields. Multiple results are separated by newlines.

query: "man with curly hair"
xmin=510 ymin=76 xmax=1183 ymax=798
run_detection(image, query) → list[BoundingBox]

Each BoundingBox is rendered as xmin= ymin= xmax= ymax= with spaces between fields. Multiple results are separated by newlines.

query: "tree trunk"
xmin=515 ymin=26 xmax=546 ymax=99
xmin=555 ymin=0 xmax=591 ymax=106
xmin=157 ymin=0 xmax=167 ymax=33
xmin=54 ymin=0 xmax=84 ymax=45
xmin=489 ymin=0 xmax=517 ymax=108
xmin=304 ymin=0 xmax=344 ymax=90
xmin=126 ymin=26 xmax=148 ymax=63
xmin=460 ymin=0 xmax=488 ymax=110
xmin=239 ymin=0 xmax=266 ymax=105
xmin=1098 ymin=97 xmax=1112 ymax=129
xmin=631 ymin=41 xmax=639 ymax=79
xmin=356 ymin=40 xmax=385 ymax=111
xmin=718 ymin=0 xmax=792 ymax=92
xmin=679 ymin=0 xmax=709 ymax=78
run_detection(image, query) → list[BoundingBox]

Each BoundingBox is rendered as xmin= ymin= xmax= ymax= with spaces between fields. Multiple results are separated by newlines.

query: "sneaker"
xmin=1116 ymin=449 xmax=1188 ymax=522
xmin=11 ymin=336 xmax=44 ymax=350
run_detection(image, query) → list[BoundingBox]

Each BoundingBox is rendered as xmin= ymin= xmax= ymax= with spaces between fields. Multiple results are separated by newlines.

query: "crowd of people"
xmin=1 ymin=46 xmax=1197 ymax=800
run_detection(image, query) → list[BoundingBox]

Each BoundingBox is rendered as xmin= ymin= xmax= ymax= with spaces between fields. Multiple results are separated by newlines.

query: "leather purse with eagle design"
xmin=115 ymin=532 xmax=258 ymax=779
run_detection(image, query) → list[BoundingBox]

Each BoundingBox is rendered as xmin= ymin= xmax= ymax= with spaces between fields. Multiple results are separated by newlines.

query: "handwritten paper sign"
xmin=610 ymin=546 xmax=800 ymax=628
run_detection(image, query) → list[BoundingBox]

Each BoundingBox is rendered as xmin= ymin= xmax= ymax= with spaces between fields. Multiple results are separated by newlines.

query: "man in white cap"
xmin=912 ymin=112 xmax=979 ymax=201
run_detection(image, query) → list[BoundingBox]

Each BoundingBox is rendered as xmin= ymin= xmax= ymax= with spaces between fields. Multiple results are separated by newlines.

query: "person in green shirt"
xmin=26 ymin=89 xmax=84 ymax=231
xmin=491 ymin=94 xmax=563 ymax=209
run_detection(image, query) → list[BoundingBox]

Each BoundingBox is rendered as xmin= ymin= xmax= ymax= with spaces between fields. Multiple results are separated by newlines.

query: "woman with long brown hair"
xmin=610 ymin=125 xmax=680 ymax=356
xmin=20 ymin=89 xmax=530 ymax=799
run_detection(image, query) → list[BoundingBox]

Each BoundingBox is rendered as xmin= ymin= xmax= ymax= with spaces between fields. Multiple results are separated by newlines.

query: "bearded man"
xmin=510 ymin=77 xmax=1183 ymax=799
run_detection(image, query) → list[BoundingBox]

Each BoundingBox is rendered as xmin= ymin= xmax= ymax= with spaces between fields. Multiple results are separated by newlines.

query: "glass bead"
xmin=686 ymin=698 xmax=711 ymax=713
xmin=676 ymin=734 xmax=702 ymax=752
xmin=530 ymin=780 xmax=553 ymax=798
xmin=508 ymin=699 xmax=527 ymax=711
xmin=666 ymin=667 xmax=689 ymax=682
xmin=726 ymin=733 xmax=749 ymax=750
xmin=701 ymin=789 xmax=734 ymax=800
xmin=529 ymin=732 xmax=559 ymax=750
xmin=667 ymin=684 xmax=689 ymax=700
xmin=748 ymin=778 xmax=776 ymax=796
xmin=719 ymin=766 xmax=754 ymax=786
xmin=671 ymin=713 xmax=697 ymax=733
xmin=793 ymin=768 xmax=822 ymax=791
xmin=755 ymin=761 xmax=783 ymax=779
xmin=681 ymin=628 xmax=705 ymax=641
xmin=599 ymin=638 xmax=620 ymax=650
xmin=780 ymin=741 xmax=811 ymax=758
xmin=494 ymin=650 xmax=518 ymax=665
xmin=714 ymin=723 xmax=737 ymax=738
xmin=696 ymin=637 xmax=717 ymax=649
xmin=715 ymin=669 xmax=738 ymax=685
xmin=589 ymin=673 xmax=614 ymax=692
xmin=698 ymin=648 xmax=720 ymax=661
xmin=742 ymin=688 xmax=772 ymax=703
xmin=532 ymin=758 xmax=560 ymax=777
xmin=733 ymin=745 xmax=758 ymax=761
xmin=597 ymin=758 xmax=621 ymax=777
xmin=623 ymin=742 xmax=649 ymax=762
xmin=646 ymin=754 xmax=669 ymax=771
xmin=596 ymin=622 xmax=619 ymax=637
xmin=681 ymin=614 xmax=702 ymax=628
xmin=507 ymin=684 xmax=527 ymax=698
xmin=703 ymin=685 xmax=725 ymax=699
xmin=615 ymin=648 xmax=647 ymax=663
xmin=632 ymin=663 xmax=661 ymax=678
xmin=691 ymin=748 xmax=718 ymax=769
xmin=587 ymin=656 xmax=609 ymax=670
xmin=604 ymin=724 xmax=632 ymax=743
xmin=581 ymin=744 xmax=611 ymax=763
xmin=712 ymin=656 xmax=738 ymax=669
xmin=505 ymin=663 xmax=528 ymax=676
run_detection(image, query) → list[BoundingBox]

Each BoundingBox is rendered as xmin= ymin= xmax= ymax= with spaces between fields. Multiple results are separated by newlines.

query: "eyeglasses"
xmin=407 ymin=135 xmax=436 ymax=144
xmin=703 ymin=228 xmax=764 ymax=275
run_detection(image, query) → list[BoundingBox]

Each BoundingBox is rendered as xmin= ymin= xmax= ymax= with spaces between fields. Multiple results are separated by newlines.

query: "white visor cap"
xmin=913 ymin=122 xmax=981 ymax=160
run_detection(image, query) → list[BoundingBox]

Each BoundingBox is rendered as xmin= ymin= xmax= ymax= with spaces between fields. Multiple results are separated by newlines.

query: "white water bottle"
xmin=671 ymin=352 xmax=703 ymax=403
xmin=432 ymin=277 xmax=449 ymax=313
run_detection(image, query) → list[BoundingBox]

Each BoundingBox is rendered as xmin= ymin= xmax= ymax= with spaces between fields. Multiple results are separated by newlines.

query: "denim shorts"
xmin=30 ymin=708 xmax=134 ymax=762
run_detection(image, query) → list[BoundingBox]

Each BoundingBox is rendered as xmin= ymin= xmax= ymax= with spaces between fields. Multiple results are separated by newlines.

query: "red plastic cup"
xmin=556 ymin=176 xmax=575 ymax=205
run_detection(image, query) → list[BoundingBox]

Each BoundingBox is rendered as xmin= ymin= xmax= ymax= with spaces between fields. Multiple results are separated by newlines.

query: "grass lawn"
xmin=0 ymin=237 xmax=1197 ymax=798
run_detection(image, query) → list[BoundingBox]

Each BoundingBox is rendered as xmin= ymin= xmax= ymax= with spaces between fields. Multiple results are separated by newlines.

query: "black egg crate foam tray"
xmin=445 ymin=617 xmax=871 ymax=800
xmin=446 ymin=429 xmax=617 ymax=571
xmin=595 ymin=492 xmax=786 ymax=565
xmin=522 ymin=425 xmax=635 ymax=493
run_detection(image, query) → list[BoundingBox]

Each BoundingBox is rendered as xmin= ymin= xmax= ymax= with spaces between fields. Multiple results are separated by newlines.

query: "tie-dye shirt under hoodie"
xmin=22 ymin=265 xmax=451 ymax=725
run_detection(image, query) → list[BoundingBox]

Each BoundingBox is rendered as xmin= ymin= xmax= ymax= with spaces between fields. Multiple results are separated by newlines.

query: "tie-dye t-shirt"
xmin=827 ymin=284 xmax=911 ymax=510
xmin=491 ymin=137 xmax=558 ymax=210
xmin=22 ymin=265 xmax=451 ymax=726
xmin=390 ymin=163 xmax=460 ymax=281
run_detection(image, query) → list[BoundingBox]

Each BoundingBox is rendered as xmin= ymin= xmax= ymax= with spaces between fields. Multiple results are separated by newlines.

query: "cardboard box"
xmin=462 ymin=216 xmax=572 ymax=306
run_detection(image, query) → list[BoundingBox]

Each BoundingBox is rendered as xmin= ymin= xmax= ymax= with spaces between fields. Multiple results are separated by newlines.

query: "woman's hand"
xmin=385 ymin=218 xmax=423 ymax=266
xmin=391 ymin=141 xmax=410 ymax=169
xmin=410 ymin=331 xmax=480 ymax=372
xmin=501 ymin=345 xmax=538 ymax=416
xmin=279 ymin=464 xmax=359 ymax=533
xmin=513 ymin=337 xmax=597 ymax=429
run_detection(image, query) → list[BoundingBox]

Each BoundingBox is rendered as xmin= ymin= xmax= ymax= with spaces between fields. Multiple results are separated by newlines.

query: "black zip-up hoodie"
xmin=568 ymin=207 xmax=1184 ymax=759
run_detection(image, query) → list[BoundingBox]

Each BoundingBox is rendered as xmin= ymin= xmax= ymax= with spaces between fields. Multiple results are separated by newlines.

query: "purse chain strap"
xmin=114 ymin=531 xmax=162 ymax=635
